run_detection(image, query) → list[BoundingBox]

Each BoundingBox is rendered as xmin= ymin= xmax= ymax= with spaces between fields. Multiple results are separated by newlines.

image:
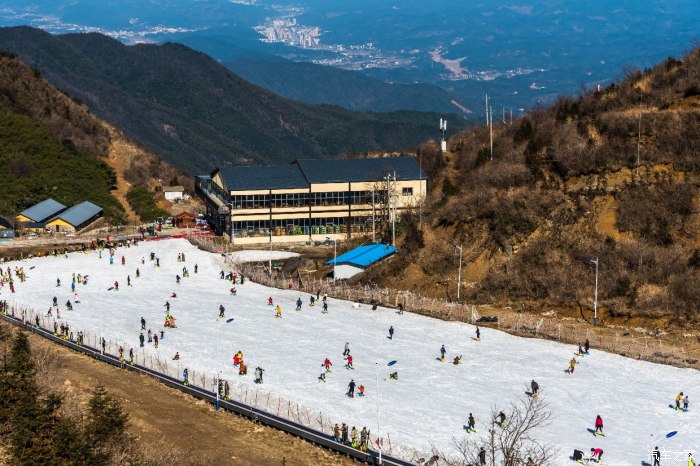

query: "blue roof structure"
xmin=19 ymin=198 xmax=67 ymax=222
xmin=325 ymin=243 xmax=398 ymax=268
xmin=217 ymin=165 xmax=309 ymax=191
xmin=50 ymin=201 xmax=103 ymax=228
xmin=295 ymin=157 xmax=427 ymax=184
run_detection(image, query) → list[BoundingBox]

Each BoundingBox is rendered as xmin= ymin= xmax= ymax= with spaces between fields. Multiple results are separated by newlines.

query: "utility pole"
xmin=586 ymin=257 xmax=600 ymax=326
xmin=372 ymin=188 xmax=376 ymax=242
xmin=453 ymin=243 xmax=463 ymax=301
xmin=375 ymin=362 xmax=382 ymax=465
xmin=485 ymin=94 xmax=489 ymax=126
xmin=489 ymin=105 xmax=494 ymax=161
xmin=637 ymin=94 xmax=642 ymax=175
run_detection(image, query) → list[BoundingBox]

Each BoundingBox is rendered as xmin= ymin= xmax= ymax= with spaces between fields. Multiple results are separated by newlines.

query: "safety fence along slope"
xmin=0 ymin=303 xmax=419 ymax=466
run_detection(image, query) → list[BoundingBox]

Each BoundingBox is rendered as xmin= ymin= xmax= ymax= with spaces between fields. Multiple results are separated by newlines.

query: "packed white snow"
xmin=225 ymin=249 xmax=299 ymax=263
xmin=3 ymin=238 xmax=699 ymax=464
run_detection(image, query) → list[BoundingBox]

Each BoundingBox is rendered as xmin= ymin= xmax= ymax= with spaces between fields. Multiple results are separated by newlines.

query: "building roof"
xmin=163 ymin=186 xmax=184 ymax=193
xmin=18 ymin=198 xmax=67 ymax=222
xmin=325 ymin=243 xmax=398 ymax=268
xmin=0 ymin=217 xmax=14 ymax=229
xmin=176 ymin=212 xmax=196 ymax=218
xmin=213 ymin=157 xmax=427 ymax=192
xmin=295 ymin=157 xmax=427 ymax=184
xmin=48 ymin=201 xmax=103 ymax=228
xmin=216 ymin=165 xmax=309 ymax=191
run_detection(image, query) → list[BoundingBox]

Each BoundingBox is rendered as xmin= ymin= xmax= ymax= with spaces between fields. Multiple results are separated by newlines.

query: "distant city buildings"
xmin=257 ymin=17 xmax=320 ymax=48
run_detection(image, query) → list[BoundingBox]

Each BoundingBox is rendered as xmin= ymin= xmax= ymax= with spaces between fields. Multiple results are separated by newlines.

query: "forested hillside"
xmin=0 ymin=52 xmax=184 ymax=223
xmin=0 ymin=27 xmax=464 ymax=174
xmin=361 ymin=48 xmax=700 ymax=325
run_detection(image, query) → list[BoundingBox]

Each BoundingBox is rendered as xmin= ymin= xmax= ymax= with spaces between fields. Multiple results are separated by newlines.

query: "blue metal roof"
xmin=217 ymin=164 xmax=308 ymax=191
xmin=19 ymin=198 xmax=67 ymax=222
xmin=295 ymin=157 xmax=427 ymax=184
xmin=325 ymin=243 xmax=398 ymax=268
xmin=50 ymin=201 xmax=103 ymax=228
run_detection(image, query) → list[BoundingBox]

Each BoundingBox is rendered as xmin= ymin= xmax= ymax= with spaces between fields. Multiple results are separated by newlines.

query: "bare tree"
xmin=433 ymin=396 xmax=556 ymax=466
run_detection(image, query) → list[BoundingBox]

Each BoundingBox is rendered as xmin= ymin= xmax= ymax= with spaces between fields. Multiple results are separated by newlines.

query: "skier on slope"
xmin=343 ymin=342 xmax=350 ymax=356
xmin=344 ymin=354 xmax=354 ymax=369
xmin=594 ymin=415 xmax=604 ymax=436
xmin=388 ymin=326 xmax=394 ymax=340
xmin=475 ymin=326 xmax=481 ymax=341
xmin=590 ymin=447 xmax=603 ymax=463
xmin=531 ymin=380 xmax=539 ymax=397
xmin=684 ymin=394 xmax=689 ymax=411
xmin=296 ymin=298 xmax=303 ymax=311
xmin=440 ymin=344 xmax=446 ymax=362
xmin=219 ymin=305 xmax=225 ymax=318
xmin=567 ymin=357 xmax=577 ymax=374
xmin=310 ymin=295 xmax=315 ymax=307
xmin=323 ymin=358 xmax=332 ymax=372
xmin=141 ymin=317 xmax=146 ymax=330
xmin=164 ymin=301 xmax=170 ymax=312
xmin=139 ymin=333 xmax=145 ymax=347
xmin=114 ymin=280 xmax=119 ymax=291
xmin=496 ymin=411 xmax=506 ymax=428
xmin=347 ymin=379 xmax=356 ymax=398
xmin=584 ymin=339 xmax=590 ymax=354
xmin=676 ymin=392 xmax=684 ymax=410
xmin=453 ymin=355 xmax=462 ymax=365
xmin=267 ymin=297 xmax=273 ymax=306
xmin=466 ymin=413 xmax=476 ymax=433
xmin=322 ymin=301 xmax=328 ymax=313
xmin=275 ymin=305 xmax=282 ymax=318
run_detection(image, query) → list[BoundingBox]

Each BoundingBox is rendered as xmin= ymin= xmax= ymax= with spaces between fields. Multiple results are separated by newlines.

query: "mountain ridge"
xmin=0 ymin=26 xmax=464 ymax=174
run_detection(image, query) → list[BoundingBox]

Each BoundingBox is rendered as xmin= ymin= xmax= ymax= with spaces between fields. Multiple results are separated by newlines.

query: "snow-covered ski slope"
xmin=4 ymin=239 xmax=698 ymax=464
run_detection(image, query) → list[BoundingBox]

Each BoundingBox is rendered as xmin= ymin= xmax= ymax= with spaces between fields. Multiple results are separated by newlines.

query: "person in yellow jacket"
xmin=676 ymin=391 xmax=684 ymax=410
xmin=687 ymin=452 xmax=695 ymax=466
xmin=275 ymin=304 xmax=282 ymax=318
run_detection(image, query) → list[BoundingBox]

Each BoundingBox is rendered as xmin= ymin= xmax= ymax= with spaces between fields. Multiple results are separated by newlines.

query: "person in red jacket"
xmin=345 ymin=354 xmax=354 ymax=369
xmin=114 ymin=280 xmax=119 ymax=291
xmin=594 ymin=415 xmax=604 ymax=436
xmin=323 ymin=358 xmax=332 ymax=372
xmin=590 ymin=447 xmax=603 ymax=463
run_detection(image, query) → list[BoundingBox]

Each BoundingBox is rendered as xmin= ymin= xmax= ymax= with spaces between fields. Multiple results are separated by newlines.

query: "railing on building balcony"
xmin=195 ymin=176 xmax=229 ymax=207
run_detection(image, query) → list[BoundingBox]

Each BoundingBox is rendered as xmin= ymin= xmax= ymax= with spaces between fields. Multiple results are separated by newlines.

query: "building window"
xmin=402 ymin=187 xmax=413 ymax=196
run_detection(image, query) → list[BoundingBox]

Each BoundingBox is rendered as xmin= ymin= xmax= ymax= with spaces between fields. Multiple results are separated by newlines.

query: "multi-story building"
xmin=196 ymin=157 xmax=427 ymax=244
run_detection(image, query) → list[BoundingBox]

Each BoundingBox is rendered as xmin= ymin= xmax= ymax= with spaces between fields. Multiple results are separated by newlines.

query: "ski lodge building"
xmin=15 ymin=198 xmax=67 ymax=225
xmin=196 ymin=157 xmax=427 ymax=244
xmin=45 ymin=201 xmax=103 ymax=233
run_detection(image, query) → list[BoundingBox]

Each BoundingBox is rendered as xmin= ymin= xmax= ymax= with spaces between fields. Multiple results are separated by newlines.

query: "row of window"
xmin=229 ymin=189 xmax=413 ymax=210
xmin=232 ymin=216 xmax=379 ymax=238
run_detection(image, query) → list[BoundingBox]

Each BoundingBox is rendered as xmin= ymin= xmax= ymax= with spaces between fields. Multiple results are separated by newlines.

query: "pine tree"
xmin=85 ymin=385 xmax=129 ymax=463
